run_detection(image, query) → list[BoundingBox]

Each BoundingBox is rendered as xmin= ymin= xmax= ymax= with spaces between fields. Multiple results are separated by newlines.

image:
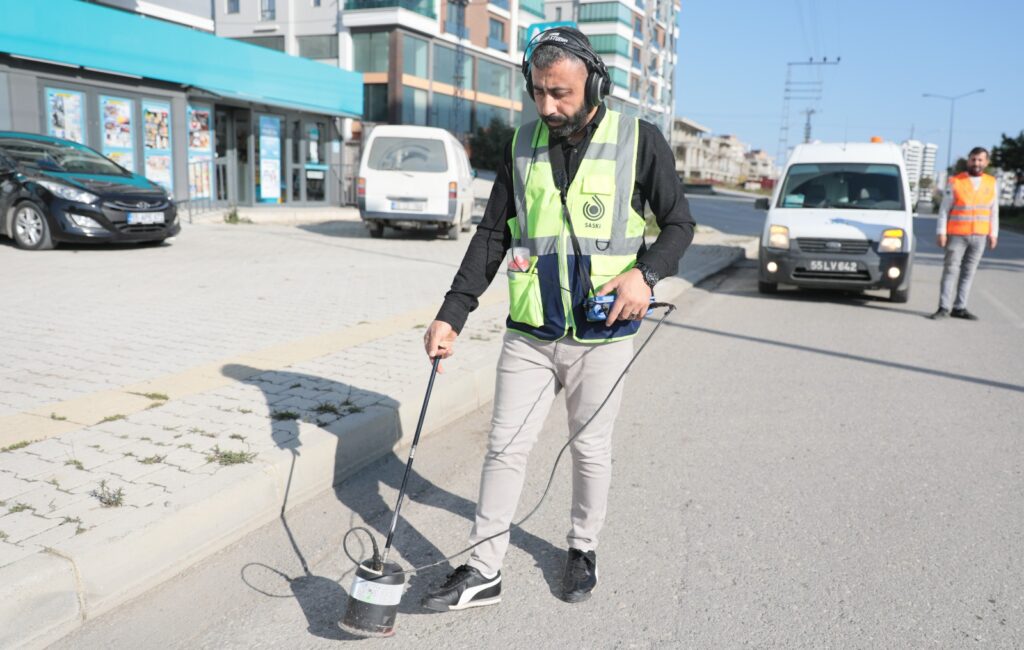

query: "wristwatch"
xmin=634 ymin=261 xmax=660 ymax=289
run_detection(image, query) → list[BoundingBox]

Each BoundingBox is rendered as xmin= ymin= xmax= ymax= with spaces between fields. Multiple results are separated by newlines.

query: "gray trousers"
xmin=939 ymin=235 xmax=987 ymax=310
xmin=466 ymin=331 xmax=634 ymax=576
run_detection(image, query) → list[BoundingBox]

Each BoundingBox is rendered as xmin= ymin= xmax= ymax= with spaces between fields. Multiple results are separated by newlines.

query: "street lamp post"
xmin=922 ymin=88 xmax=985 ymax=175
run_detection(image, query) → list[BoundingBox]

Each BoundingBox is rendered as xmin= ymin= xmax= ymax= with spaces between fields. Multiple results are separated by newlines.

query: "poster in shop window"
xmin=100 ymin=96 xmax=135 ymax=172
xmin=187 ymin=104 xmax=214 ymax=199
xmin=258 ymin=115 xmax=281 ymax=203
xmin=46 ymin=88 xmax=85 ymax=144
xmin=143 ymin=100 xmax=173 ymax=191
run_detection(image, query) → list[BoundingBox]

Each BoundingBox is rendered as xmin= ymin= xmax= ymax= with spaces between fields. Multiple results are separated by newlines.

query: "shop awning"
xmin=0 ymin=0 xmax=363 ymax=118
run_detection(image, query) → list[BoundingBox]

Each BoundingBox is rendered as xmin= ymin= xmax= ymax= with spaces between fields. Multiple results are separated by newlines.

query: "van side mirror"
xmin=754 ymin=197 xmax=770 ymax=210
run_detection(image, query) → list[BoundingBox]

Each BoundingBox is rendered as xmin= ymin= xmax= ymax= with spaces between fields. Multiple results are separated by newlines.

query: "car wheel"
xmin=460 ymin=207 xmax=471 ymax=232
xmin=446 ymin=221 xmax=459 ymax=241
xmin=890 ymin=286 xmax=910 ymax=303
xmin=757 ymin=281 xmax=777 ymax=294
xmin=12 ymin=203 xmax=55 ymax=250
xmin=368 ymin=221 xmax=384 ymax=238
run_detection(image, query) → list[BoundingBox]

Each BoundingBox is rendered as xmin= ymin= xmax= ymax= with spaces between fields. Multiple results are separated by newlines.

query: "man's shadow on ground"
xmin=224 ymin=364 xmax=564 ymax=641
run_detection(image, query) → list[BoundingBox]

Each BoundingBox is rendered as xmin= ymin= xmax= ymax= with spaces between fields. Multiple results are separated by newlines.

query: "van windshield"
xmin=368 ymin=137 xmax=448 ymax=172
xmin=777 ymin=163 xmax=904 ymax=210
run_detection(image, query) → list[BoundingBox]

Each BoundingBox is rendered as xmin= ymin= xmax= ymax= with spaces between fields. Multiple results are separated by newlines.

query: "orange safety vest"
xmin=947 ymin=172 xmax=995 ymax=236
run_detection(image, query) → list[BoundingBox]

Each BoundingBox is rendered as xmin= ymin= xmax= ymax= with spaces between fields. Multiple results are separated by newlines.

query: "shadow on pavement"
xmin=223 ymin=363 xmax=564 ymax=640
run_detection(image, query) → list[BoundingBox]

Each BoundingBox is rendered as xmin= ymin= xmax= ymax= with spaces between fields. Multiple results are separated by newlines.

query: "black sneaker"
xmin=951 ymin=308 xmax=979 ymax=321
xmin=421 ymin=565 xmax=501 ymax=612
xmin=928 ymin=308 xmax=950 ymax=320
xmin=560 ymin=548 xmax=598 ymax=603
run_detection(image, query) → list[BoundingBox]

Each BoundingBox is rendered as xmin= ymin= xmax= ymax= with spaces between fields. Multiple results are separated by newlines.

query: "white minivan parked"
xmin=357 ymin=125 xmax=475 ymax=239
xmin=756 ymin=140 xmax=915 ymax=302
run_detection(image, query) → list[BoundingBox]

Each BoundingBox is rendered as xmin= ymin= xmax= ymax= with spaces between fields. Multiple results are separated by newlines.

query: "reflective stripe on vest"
xmin=507 ymin=110 xmax=646 ymax=343
xmin=948 ymin=172 xmax=995 ymax=236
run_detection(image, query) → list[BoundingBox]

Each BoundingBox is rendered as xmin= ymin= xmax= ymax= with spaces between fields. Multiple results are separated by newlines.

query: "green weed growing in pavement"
xmin=178 ymin=443 xmax=193 ymax=449
xmin=147 ymin=402 xmax=164 ymax=410
xmin=229 ymin=434 xmax=246 ymax=441
xmin=50 ymin=412 xmax=67 ymax=421
xmin=313 ymin=402 xmax=342 ymax=416
xmin=237 ymin=408 xmax=253 ymax=415
xmin=348 ymin=405 xmax=364 ymax=414
xmin=223 ymin=207 xmax=251 ymax=224
xmin=62 ymin=516 xmax=82 ymax=526
xmin=139 ymin=455 xmax=165 ymax=465
xmin=130 ymin=391 xmax=169 ymax=401
xmin=88 ymin=444 xmax=101 ymax=449
xmin=90 ymin=480 xmax=125 ymax=508
xmin=271 ymin=410 xmax=300 ymax=421
xmin=122 ymin=451 xmax=135 ymax=458
xmin=206 ymin=446 xmax=256 ymax=466
xmin=0 ymin=530 xmax=7 ymax=541
xmin=99 ymin=414 xmax=126 ymax=424
xmin=1 ymin=441 xmax=31 ymax=452
xmin=65 ymin=459 xmax=84 ymax=470
xmin=9 ymin=503 xmax=32 ymax=513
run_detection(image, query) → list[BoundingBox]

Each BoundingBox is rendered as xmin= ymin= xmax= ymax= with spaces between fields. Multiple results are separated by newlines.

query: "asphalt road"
xmin=53 ymin=224 xmax=1024 ymax=648
xmin=687 ymin=194 xmax=764 ymax=237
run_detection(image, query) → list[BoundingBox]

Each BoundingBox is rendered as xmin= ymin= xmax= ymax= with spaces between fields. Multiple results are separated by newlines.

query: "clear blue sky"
xmin=674 ymin=0 xmax=1024 ymax=169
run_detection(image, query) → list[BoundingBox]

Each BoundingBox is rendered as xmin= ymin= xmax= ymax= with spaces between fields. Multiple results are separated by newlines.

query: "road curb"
xmin=27 ymin=235 xmax=753 ymax=648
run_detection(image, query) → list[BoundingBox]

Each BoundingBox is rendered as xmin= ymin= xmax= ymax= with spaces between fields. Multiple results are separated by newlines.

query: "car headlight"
xmin=879 ymin=228 xmax=904 ymax=253
xmin=38 ymin=180 xmax=99 ymax=205
xmin=768 ymin=225 xmax=790 ymax=249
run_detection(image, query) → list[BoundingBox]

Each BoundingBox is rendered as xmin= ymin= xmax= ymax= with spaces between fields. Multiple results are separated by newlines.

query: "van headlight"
xmin=879 ymin=228 xmax=904 ymax=253
xmin=767 ymin=225 xmax=790 ymax=249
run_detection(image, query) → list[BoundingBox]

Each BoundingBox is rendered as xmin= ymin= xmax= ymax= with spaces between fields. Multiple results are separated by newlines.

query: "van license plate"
xmin=391 ymin=201 xmax=424 ymax=211
xmin=808 ymin=259 xmax=859 ymax=272
xmin=127 ymin=212 xmax=165 ymax=225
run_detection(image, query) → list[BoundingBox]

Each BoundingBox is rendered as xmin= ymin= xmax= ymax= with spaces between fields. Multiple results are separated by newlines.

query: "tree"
xmin=992 ymin=130 xmax=1024 ymax=203
xmin=919 ymin=176 xmax=933 ymax=190
xmin=468 ymin=118 xmax=515 ymax=173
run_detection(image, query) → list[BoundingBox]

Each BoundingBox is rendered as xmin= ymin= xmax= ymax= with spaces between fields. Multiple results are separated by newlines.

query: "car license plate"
xmin=390 ymin=201 xmax=425 ymax=212
xmin=808 ymin=259 xmax=859 ymax=272
xmin=127 ymin=212 xmax=165 ymax=225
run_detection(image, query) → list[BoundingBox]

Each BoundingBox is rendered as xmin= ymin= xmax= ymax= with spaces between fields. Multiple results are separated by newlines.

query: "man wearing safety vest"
xmin=421 ymin=28 xmax=694 ymax=610
xmin=929 ymin=146 xmax=1000 ymax=320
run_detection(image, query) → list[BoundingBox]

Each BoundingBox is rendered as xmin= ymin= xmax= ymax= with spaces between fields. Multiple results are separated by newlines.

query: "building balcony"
xmin=490 ymin=0 xmax=509 ymax=9
xmin=345 ymin=0 xmax=436 ymax=19
xmin=446 ymin=22 xmax=468 ymax=38
xmin=488 ymin=36 xmax=509 ymax=52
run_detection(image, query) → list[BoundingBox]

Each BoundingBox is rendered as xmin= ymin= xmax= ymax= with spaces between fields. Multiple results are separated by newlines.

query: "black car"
xmin=0 ymin=131 xmax=179 ymax=250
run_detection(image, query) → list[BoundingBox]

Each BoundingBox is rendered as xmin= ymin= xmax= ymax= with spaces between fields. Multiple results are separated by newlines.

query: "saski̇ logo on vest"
xmin=583 ymin=194 xmax=605 ymax=221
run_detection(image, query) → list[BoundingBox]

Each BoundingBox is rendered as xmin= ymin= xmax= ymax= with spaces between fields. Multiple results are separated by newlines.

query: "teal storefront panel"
xmin=0 ymin=0 xmax=362 ymax=118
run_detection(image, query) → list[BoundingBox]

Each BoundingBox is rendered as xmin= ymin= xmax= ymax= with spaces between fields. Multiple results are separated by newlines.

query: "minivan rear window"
xmin=367 ymin=137 xmax=448 ymax=172
xmin=778 ymin=163 xmax=904 ymax=210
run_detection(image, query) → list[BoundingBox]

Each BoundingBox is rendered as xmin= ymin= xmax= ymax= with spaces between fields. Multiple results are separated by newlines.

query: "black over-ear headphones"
xmin=521 ymin=27 xmax=611 ymax=109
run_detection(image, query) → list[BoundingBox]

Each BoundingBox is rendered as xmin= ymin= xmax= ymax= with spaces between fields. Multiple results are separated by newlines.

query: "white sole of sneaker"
xmin=448 ymin=596 xmax=501 ymax=611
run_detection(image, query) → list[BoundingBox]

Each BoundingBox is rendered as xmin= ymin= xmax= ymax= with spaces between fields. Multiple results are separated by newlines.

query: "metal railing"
xmin=183 ymin=159 xmax=230 ymax=223
xmin=345 ymin=0 xmax=436 ymax=18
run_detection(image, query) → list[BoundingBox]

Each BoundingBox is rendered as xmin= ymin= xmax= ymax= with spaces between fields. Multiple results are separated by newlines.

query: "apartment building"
xmin=216 ymin=0 xmax=680 ymax=136
xmin=901 ymin=139 xmax=938 ymax=203
xmin=670 ymin=118 xmax=750 ymax=185
xmin=216 ymin=0 xmax=536 ymax=138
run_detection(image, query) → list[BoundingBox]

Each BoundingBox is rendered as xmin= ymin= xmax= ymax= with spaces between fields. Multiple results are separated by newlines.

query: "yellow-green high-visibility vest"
xmin=507 ymin=109 xmax=647 ymax=343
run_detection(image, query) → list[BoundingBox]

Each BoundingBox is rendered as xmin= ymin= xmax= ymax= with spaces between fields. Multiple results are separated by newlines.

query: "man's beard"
xmin=543 ymin=104 xmax=589 ymax=139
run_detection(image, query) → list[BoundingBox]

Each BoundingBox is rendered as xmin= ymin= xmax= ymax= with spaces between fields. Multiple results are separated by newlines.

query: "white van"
xmin=756 ymin=140 xmax=915 ymax=302
xmin=357 ymin=125 xmax=475 ymax=239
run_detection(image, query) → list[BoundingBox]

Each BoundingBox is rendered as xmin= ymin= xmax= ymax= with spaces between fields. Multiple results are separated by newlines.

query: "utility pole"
xmin=776 ymin=57 xmax=839 ymax=167
xmin=802 ymin=108 xmax=817 ymax=143
xmin=922 ymin=88 xmax=985 ymax=173
xmin=451 ymin=0 xmax=469 ymax=141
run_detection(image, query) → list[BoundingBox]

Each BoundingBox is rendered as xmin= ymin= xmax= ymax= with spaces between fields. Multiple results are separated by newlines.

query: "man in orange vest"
xmin=929 ymin=146 xmax=999 ymax=320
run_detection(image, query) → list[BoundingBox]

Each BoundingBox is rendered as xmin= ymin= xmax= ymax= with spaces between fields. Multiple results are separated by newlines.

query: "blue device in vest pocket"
xmin=585 ymin=295 xmax=656 ymax=322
